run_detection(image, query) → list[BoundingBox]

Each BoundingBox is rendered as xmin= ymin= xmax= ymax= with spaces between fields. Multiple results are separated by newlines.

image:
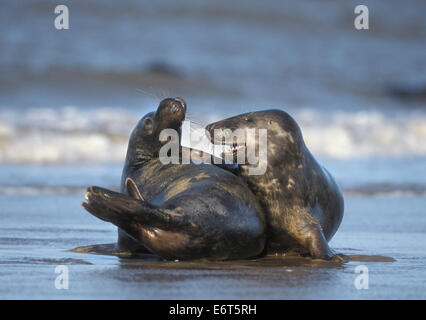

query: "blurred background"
xmin=0 ymin=0 xmax=425 ymax=168
xmin=0 ymin=0 xmax=426 ymax=299
xmin=0 ymin=0 xmax=425 ymax=163
xmin=1 ymin=0 xmax=426 ymax=194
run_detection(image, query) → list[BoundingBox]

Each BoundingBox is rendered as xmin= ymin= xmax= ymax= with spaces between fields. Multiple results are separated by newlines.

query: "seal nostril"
xmin=170 ymin=103 xmax=179 ymax=113
xmin=174 ymin=97 xmax=187 ymax=113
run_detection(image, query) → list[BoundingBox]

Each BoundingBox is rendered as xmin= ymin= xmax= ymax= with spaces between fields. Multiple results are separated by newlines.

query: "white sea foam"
xmin=0 ymin=107 xmax=425 ymax=163
xmin=0 ymin=107 xmax=136 ymax=164
xmin=297 ymin=110 xmax=426 ymax=159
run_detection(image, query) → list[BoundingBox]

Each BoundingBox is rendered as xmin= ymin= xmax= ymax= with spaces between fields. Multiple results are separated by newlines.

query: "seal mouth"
xmin=229 ymin=142 xmax=246 ymax=153
xmin=222 ymin=142 xmax=246 ymax=159
xmin=205 ymin=124 xmax=248 ymax=161
xmin=206 ymin=126 xmax=244 ymax=149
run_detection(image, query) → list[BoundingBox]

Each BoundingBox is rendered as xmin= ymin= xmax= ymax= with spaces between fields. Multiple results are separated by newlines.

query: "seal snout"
xmin=174 ymin=97 xmax=187 ymax=113
xmin=164 ymin=97 xmax=186 ymax=116
xmin=170 ymin=103 xmax=180 ymax=113
xmin=154 ymin=97 xmax=187 ymax=133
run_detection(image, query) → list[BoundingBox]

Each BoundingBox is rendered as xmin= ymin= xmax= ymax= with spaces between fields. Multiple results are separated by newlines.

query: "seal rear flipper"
xmin=125 ymin=177 xmax=144 ymax=200
xmin=116 ymin=177 xmax=152 ymax=253
xmin=82 ymin=186 xmax=186 ymax=231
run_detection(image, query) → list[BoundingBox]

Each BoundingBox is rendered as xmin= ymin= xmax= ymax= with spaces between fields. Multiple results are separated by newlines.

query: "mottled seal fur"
xmin=206 ymin=110 xmax=347 ymax=261
xmin=79 ymin=98 xmax=265 ymax=261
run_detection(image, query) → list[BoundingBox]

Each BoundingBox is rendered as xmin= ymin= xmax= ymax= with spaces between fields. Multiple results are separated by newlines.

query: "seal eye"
xmin=144 ymin=118 xmax=153 ymax=126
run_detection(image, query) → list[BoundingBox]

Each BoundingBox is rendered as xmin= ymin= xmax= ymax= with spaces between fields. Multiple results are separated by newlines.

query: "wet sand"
xmin=1 ymin=192 xmax=425 ymax=299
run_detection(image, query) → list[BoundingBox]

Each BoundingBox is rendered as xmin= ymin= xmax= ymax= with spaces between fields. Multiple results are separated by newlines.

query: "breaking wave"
xmin=298 ymin=110 xmax=426 ymax=159
xmin=0 ymin=107 xmax=425 ymax=163
xmin=0 ymin=107 xmax=136 ymax=164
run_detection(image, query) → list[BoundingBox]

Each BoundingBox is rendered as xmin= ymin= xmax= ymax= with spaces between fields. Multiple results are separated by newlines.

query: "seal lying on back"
xmin=206 ymin=110 xmax=347 ymax=261
xmin=81 ymin=98 xmax=265 ymax=261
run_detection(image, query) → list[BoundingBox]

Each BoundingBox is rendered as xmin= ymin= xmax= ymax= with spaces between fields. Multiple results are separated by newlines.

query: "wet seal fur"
xmin=206 ymin=110 xmax=347 ymax=261
xmin=77 ymin=98 xmax=265 ymax=261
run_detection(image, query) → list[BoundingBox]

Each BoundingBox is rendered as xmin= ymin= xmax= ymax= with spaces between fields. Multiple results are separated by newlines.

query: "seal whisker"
xmin=135 ymin=88 xmax=162 ymax=101
xmin=185 ymin=113 xmax=207 ymax=128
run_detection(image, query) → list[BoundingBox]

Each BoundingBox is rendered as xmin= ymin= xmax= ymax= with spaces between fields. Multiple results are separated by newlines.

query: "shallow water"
xmin=0 ymin=172 xmax=425 ymax=299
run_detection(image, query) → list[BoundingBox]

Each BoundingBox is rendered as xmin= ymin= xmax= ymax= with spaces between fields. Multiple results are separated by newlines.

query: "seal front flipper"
xmin=70 ymin=243 xmax=134 ymax=257
xmin=304 ymin=226 xmax=348 ymax=262
xmin=70 ymin=243 xmax=153 ymax=257
xmin=284 ymin=208 xmax=349 ymax=262
xmin=214 ymin=162 xmax=242 ymax=175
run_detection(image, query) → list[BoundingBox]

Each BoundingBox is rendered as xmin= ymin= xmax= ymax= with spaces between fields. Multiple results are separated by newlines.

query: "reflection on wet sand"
xmin=71 ymin=243 xmax=396 ymax=267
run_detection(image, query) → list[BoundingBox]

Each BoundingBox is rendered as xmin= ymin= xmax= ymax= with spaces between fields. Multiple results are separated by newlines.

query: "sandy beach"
xmin=0 ymin=165 xmax=425 ymax=299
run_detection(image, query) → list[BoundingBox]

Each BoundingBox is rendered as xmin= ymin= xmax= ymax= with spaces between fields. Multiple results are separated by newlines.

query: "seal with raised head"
xmin=80 ymin=98 xmax=266 ymax=261
xmin=206 ymin=110 xmax=347 ymax=261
